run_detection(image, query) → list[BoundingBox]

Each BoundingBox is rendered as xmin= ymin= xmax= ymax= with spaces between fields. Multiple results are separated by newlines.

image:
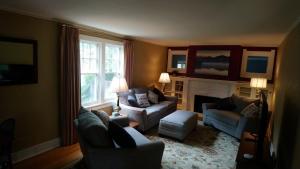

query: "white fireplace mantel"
xmin=186 ymin=77 xmax=240 ymax=111
xmin=168 ymin=76 xmax=273 ymax=112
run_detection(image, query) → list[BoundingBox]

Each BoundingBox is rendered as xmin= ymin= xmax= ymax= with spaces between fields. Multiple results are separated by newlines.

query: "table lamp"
xmin=250 ymin=78 xmax=267 ymax=98
xmin=249 ymin=77 xmax=268 ymax=161
xmin=110 ymin=75 xmax=128 ymax=116
xmin=159 ymin=72 xmax=171 ymax=92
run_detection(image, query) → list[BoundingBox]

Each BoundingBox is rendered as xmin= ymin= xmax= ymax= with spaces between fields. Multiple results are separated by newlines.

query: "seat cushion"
xmin=205 ymin=109 xmax=241 ymax=126
xmin=78 ymin=110 xmax=113 ymax=147
xmin=146 ymin=101 xmax=172 ymax=113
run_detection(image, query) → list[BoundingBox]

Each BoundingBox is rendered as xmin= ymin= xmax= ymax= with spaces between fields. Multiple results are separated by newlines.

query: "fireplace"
xmin=194 ymin=95 xmax=221 ymax=113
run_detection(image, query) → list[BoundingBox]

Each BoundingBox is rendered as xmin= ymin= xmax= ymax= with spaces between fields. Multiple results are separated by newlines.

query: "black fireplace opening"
xmin=194 ymin=95 xmax=221 ymax=113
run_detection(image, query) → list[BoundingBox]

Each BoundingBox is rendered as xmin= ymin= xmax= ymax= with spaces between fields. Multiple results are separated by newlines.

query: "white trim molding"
xmin=12 ymin=138 xmax=61 ymax=164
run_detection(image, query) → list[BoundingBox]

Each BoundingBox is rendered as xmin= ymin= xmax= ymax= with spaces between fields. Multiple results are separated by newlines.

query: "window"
xmin=80 ymin=35 xmax=124 ymax=106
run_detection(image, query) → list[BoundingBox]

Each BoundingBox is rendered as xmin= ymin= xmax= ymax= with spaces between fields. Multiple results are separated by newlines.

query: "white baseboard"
xmin=12 ymin=138 xmax=61 ymax=163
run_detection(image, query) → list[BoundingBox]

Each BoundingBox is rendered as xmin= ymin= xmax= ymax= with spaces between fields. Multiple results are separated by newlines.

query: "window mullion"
xmin=97 ymin=42 xmax=102 ymax=104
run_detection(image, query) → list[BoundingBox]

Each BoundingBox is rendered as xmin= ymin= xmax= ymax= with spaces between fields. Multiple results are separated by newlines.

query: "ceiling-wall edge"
xmin=0 ymin=6 xmax=126 ymax=40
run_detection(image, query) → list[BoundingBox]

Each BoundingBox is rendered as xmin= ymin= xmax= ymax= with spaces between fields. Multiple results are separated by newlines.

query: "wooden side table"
xmin=110 ymin=114 xmax=139 ymax=129
xmin=129 ymin=121 xmax=139 ymax=128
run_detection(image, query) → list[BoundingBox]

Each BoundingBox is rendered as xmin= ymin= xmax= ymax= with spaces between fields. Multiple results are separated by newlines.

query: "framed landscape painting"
xmin=194 ymin=50 xmax=231 ymax=76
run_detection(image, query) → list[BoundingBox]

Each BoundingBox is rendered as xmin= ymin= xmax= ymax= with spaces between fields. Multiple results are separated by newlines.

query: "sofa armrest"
xmin=165 ymin=95 xmax=178 ymax=103
xmin=120 ymin=103 xmax=147 ymax=131
xmin=202 ymin=103 xmax=217 ymax=110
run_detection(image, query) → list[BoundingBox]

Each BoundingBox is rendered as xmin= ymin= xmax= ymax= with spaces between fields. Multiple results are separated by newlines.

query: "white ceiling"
xmin=1 ymin=0 xmax=300 ymax=46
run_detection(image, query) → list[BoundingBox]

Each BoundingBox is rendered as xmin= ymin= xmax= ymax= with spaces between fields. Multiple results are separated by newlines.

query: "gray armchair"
xmin=202 ymin=96 xmax=259 ymax=139
xmin=74 ymin=110 xmax=165 ymax=169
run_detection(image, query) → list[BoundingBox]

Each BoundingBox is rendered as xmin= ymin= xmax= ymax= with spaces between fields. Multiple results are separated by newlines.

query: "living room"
xmin=0 ymin=1 xmax=299 ymax=169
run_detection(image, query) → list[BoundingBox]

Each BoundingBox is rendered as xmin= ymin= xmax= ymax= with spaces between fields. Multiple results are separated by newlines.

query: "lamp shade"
xmin=110 ymin=75 xmax=128 ymax=93
xmin=159 ymin=73 xmax=171 ymax=83
xmin=250 ymin=78 xmax=267 ymax=89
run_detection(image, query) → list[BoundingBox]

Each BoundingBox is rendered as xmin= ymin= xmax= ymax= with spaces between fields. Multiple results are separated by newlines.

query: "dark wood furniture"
xmin=0 ymin=118 xmax=15 ymax=169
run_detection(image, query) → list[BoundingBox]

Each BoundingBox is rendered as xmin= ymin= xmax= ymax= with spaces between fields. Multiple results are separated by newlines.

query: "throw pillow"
xmin=108 ymin=121 xmax=136 ymax=148
xmin=91 ymin=110 xmax=110 ymax=127
xmin=148 ymin=90 xmax=159 ymax=104
xmin=135 ymin=93 xmax=151 ymax=107
xmin=231 ymin=94 xmax=259 ymax=113
xmin=152 ymin=87 xmax=165 ymax=101
xmin=128 ymin=94 xmax=140 ymax=107
xmin=216 ymin=97 xmax=236 ymax=110
xmin=240 ymin=103 xmax=259 ymax=117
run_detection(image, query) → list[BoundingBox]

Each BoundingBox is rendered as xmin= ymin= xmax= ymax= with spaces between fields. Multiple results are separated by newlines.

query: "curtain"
xmin=124 ymin=40 xmax=134 ymax=88
xmin=59 ymin=25 xmax=81 ymax=146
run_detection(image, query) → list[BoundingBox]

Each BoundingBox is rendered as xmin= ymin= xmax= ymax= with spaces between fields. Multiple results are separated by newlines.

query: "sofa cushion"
xmin=215 ymin=97 xmax=236 ymax=110
xmin=91 ymin=110 xmax=110 ymax=127
xmin=232 ymin=95 xmax=259 ymax=113
xmin=133 ymin=88 xmax=149 ymax=94
xmin=108 ymin=121 xmax=137 ymax=148
xmin=205 ymin=109 xmax=241 ymax=126
xmin=240 ymin=103 xmax=259 ymax=117
xmin=152 ymin=87 xmax=166 ymax=101
xmin=78 ymin=110 xmax=113 ymax=147
xmin=135 ymin=93 xmax=151 ymax=108
xmin=128 ymin=94 xmax=140 ymax=107
xmin=148 ymin=90 xmax=159 ymax=104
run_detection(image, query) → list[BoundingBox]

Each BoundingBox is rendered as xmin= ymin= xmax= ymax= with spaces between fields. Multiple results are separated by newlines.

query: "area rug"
xmin=146 ymin=121 xmax=239 ymax=169
xmin=67 ymin=121 xmax=239 ymax=169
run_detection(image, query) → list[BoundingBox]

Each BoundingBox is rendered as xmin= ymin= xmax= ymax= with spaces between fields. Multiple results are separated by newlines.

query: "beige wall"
xmin=132 ymin=40 xmax=167 ymax=87
xmin=272 ymin=22 xmax=300 ymax=169
xmin=0 ymin=11 xmax=59 ymax=151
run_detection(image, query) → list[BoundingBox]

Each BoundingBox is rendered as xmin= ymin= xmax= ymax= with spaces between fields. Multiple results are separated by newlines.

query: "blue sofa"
xmin=203 ymin=95 xmax=259 ymax=139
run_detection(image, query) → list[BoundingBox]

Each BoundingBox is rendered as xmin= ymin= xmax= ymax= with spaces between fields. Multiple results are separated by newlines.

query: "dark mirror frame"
xmin=0 ymin=36 xmax=38 ymax=85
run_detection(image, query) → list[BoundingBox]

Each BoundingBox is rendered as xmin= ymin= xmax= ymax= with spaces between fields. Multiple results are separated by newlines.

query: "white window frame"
xmin=79 ymin=35 xmax=124 ymax=107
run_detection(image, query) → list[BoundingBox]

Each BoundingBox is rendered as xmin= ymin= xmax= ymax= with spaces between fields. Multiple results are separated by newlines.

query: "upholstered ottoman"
xmin=158 ymin=110 xmax=198 ymax=141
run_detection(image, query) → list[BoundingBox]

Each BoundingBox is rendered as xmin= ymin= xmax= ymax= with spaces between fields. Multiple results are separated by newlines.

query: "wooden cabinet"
xmin=164 ymin=76 xmax=188 ymax=110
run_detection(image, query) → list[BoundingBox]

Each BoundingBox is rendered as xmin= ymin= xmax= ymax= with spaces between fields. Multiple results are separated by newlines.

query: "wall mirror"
xmin=167 ymin=49 xmax=188 ymax=73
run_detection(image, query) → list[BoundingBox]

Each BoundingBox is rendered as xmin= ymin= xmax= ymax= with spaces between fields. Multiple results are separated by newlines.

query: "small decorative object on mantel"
xmin=240 ymin=49 xmax=276 ymax=80
xmin=171 ymin=70 xmax=178 ymax=76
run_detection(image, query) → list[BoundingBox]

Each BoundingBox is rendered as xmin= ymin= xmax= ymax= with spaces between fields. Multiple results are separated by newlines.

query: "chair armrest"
xmin=165 ymin=96 xmax=178 ymax=103
xmin=120 ymin=103 xmax=147 ymax=131
xmin=85 ymin=141 xmax=165 ymax=169
xmin=110 ymin=116 xmax=129 ymax=127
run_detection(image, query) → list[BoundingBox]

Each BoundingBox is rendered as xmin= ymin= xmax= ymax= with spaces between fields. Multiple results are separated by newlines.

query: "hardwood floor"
xmin=14 ymin=143 xmax=82 ymax=169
